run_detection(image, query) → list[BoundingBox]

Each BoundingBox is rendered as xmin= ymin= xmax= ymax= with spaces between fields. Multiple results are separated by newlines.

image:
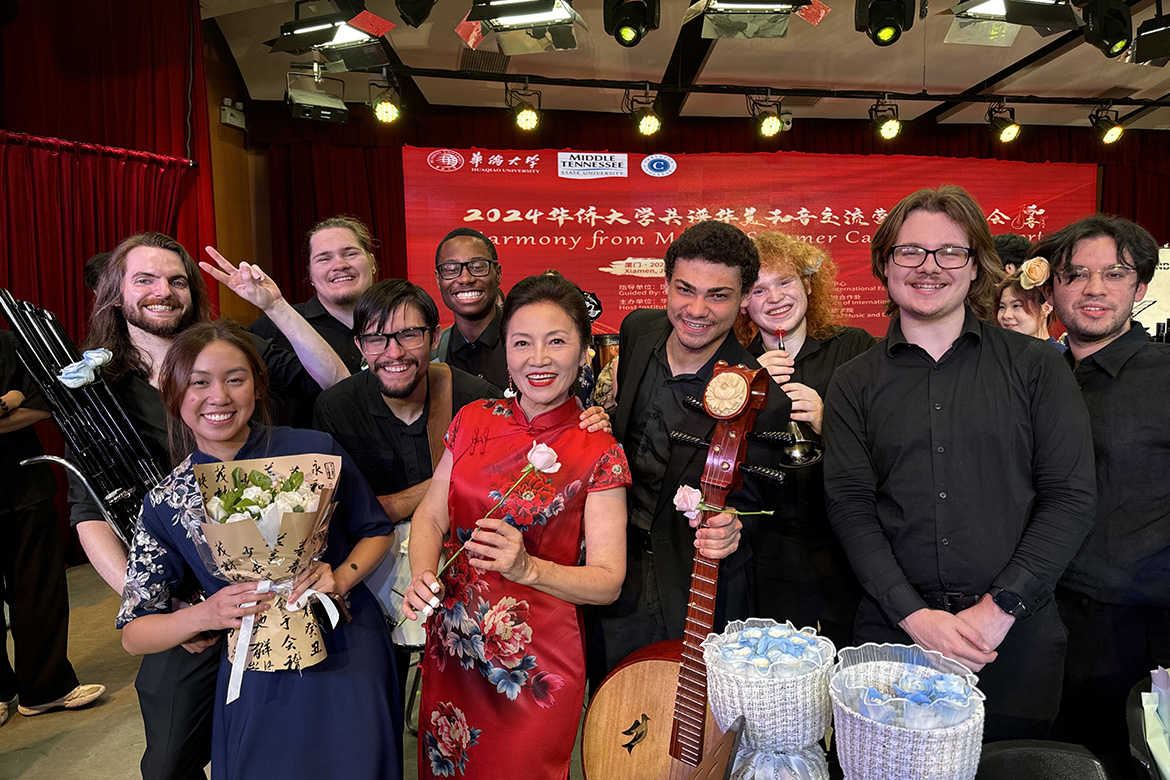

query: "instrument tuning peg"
xmin=668 ymin=430 xmax=711 ymax=449
xmin=746 ymin=430 xmax=797 ymax=446
xmin=682 ymin=395 xmax=705 ymax=414
xmin=739 ymin=463 xmax=786 ymax=485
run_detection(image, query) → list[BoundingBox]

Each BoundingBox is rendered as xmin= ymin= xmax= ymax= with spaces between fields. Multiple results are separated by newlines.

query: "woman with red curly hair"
xmin=736 ymin=231 xmax=876 ymax=648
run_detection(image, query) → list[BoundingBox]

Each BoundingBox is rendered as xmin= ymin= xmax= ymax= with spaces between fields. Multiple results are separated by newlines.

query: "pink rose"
xmin=481 ymin=596 xmax=533 ymax=669
xmin=673 ymin=485 xmax=703 ymax=521
xmin=526 ymin=441 xmax=561 ymax=474
xmin=431 ymin=702 xmax=473 ymax=759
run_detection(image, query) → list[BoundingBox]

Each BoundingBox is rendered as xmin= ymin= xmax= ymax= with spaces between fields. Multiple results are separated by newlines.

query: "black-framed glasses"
xmin=890 ymin=245 xmax=973 ymax=269
xmin=1056 ymin=265 xmax=1137 ymax=290
xmin=356 ymin=326 xmax=430 ymax=353
xmin=436 ymin=259 xmax=495 ymax=280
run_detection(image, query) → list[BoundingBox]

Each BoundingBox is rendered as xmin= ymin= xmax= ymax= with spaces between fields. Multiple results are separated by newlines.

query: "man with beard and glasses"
xmin=431 ymin=228 xmax=508 ymax=389
xmin=1035 ymin=215 xmax=1170 ymax=767
xmin=823 ymin=186 xmax=1095 ymax=741
xmin=589 ymin=220 xmax=791 ymax=683
xmin=69 ymin=231 xmax=349 ymax=780
xmin=313 ymin=279 xmax=613 ymax=718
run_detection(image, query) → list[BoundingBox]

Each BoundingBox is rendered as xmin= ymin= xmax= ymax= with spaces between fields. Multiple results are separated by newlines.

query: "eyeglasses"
xmin=1056 ymin=265 xmax=1137 ymax=290
xmin=356 ymin=327 xmax=430 ymax=353
xmin=890 ymin=245 xmax=973 ymax=269
xmin=436 ymin=259 xmax=495 ymax=281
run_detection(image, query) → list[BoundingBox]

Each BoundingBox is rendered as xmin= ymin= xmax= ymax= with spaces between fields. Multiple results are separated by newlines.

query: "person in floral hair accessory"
xmin=994 ymin=257 xmax=1066 ymax=352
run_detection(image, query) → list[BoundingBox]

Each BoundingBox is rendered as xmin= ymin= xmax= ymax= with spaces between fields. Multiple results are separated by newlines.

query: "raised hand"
xmin=756 ymin=349 xmax=795 ymax=386
xmin=200 ymin=247 xmax=284 ymax=312
xmin=781 ymin=381 xmax=824 ymax=434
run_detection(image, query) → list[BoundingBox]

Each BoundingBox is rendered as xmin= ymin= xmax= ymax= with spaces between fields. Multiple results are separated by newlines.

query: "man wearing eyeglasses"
xmin=431 ymin=228 xmax=509 ymax=389
xmin=823 ymin=185 xmax=1095 ymax=741
xmin=1040 ymin=215 xmax=1170 ymax=764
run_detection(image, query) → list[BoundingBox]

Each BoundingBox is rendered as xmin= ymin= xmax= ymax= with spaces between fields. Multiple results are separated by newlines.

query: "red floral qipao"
xmin=419 ymin=397 xmax=630 ymax=779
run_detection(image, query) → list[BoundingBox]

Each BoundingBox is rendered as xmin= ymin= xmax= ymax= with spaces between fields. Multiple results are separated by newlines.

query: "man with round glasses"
xmin=823 ymin=185 xmax=1095 ymax=741
xmin=431 ymin=228 xmax=508 ymax=388
xmin=1038 ymin=215 xmax=1170 ymax=766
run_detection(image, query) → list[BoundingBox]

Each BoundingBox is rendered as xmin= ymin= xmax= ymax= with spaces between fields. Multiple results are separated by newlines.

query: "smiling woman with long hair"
xmin=403 ymin=274 xmax=630 ymax=780
xmin=116 ymin=320 xmax=401 ymax=780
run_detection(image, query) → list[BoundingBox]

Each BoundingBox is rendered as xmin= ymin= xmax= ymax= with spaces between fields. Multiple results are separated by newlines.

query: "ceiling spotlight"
xmin=987 ymin=103 xmax=1020 ymax=142
xmin=869 ymin=99 xmax=902 ymax=139
xmin=1083 ymin=0 xmax=1132 ymax=57
xmin=470 ymin=0 xmax=577 ymax=31
xmin=624 ymin=86 xmax=661 ymax=136
xmin=1089 ymin=106 xmax=1124 ymax=144
xmin=605 ymin=0 xmax=660 ymax=47
xmin=748 ymin=92 xmax=790 ymax=138
xmin=856 ymin=0 xmax=916 ymax=45
xmin=506 ymin=81 xmax=542 ymax=131
xmin=1134 ymin=13 xmax=1170 ymax=64
xmin=368 ymin=80 xmax=401 ymax=123
xmin=1002 ymin=0 xmax=1080 ymax=35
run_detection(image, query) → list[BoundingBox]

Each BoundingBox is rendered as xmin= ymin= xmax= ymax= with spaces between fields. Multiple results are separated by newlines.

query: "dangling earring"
xmin=504 ymin=375 xmax=517 ymax=398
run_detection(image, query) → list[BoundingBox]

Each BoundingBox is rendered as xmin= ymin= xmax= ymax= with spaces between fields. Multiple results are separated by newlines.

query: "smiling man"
xmin=431 ymin=228 xmax=508 ymax=389
xmin=1037 ymin=215 xmax=1170 ymax=764
xmin=590 ymin=220 xmax=791 ymax=681
xmin=823 ymin=186 xmax=1096 ymax=741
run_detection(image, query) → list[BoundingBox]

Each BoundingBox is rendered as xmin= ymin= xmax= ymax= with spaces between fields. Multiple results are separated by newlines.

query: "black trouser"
xmin=0 ymin=498 xmax=79 ymax=707
xmin=136 ymin=644 xmax=219 ymax=780
xmin=1054 ymin=588 xmax=1170 ymax=761
xmin=854 ymin=594 xmax=1067 ymax=742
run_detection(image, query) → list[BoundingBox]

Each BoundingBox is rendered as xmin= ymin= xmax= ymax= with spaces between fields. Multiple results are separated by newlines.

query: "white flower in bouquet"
xmin=205 ymin=495 xmax=228 ymax=522
xmin=225 ymin=512 xmax=254 ymax=525
xmin=241 ymin=485 xmax=272 ymax=508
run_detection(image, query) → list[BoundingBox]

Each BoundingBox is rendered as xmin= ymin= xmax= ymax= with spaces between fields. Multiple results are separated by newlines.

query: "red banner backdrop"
xmin=403 ymin=147 xmax=1096 ymax=336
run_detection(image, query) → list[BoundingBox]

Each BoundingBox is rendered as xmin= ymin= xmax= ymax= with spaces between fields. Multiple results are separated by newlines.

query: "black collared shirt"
xmin=1060 ymin=323 xmax=1170 ymax=607
xmin=248 ymin=295 xmax=364 ymax=373
xmin=746 ymin=326 xmax=877 ymax=397
xmin=312 ymin=367 xmax=500 ymax=499
xmin=823 ymin=310 xmax=1096 ymax=624
xmin=626 ymin=331 xmax=717 ymax=531
xmin=1 ymin=330 xmax=57 ymax=511
xmin=444 ymin=310 xmax=509 ymax=390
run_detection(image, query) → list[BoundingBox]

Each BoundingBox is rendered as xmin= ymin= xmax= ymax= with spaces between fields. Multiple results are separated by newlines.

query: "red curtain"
xmin=0 ymin=0 xmax=217 ymax=289
xmin=250 ymin=103 xmax=1169 ymax=297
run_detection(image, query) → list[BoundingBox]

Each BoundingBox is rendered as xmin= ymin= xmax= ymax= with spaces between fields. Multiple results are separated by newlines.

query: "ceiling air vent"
xmin=459 ymin=47 xmax=509 ymax=74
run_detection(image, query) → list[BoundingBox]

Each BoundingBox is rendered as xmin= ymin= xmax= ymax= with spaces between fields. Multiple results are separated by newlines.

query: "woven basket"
xmin=703 ymin=618 xmax=836 ymax=753
xmin=829 ymin=645 xmax=985 ymax=780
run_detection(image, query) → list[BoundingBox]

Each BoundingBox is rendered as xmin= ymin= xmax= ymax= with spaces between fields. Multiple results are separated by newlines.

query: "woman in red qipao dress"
xmin=404 ymin=274 xmax=631 ymax=780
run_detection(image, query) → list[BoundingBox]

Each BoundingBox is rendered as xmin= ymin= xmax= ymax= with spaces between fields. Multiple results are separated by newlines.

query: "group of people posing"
xmin=2 ymin=182 xmax=1166 ymax=780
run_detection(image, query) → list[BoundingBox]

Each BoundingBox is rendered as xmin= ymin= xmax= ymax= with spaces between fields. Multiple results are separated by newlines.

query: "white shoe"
xmin=17 ymin=684 xmax=105 ymax=716
xmin=0 ymin=695 xmax=15 ymax=726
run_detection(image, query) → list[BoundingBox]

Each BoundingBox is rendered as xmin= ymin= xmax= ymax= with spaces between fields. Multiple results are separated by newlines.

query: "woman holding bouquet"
xmin=117 ymin=321 xmax=401 ymax=780
xmin=734 ymin=231 xmax=875 ymax=649
xmin=403 ymin=274 xmax=630 ymax=780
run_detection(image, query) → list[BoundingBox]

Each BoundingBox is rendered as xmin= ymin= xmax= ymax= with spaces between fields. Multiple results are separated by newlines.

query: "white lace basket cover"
xmin=702 ymin=618 xmax=837 ymax=753
xmin=829 ymin=643 xmax=985 ymax=780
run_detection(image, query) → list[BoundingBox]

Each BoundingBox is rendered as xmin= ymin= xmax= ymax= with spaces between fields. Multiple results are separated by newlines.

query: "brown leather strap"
xmin=426 ymin=362 xmax=453 ymax=469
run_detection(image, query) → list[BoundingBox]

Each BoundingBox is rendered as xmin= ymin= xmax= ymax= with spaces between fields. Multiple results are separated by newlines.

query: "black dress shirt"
xmin=1060 ymin=323 xmax=1170 ymax=608
xmin=443 ymin=311 xmax=509 ymax=390
xmin=1 ymin=330 xmax=57 ymax=511
xmin=746 ymin=326 xmax=877 ymax=395
xmin=625 ymin=332 xmax=710 ymax=531
xmin=248 ymin=295 xmax=364 ymax=373
xmin=312 ymin=368 xmax=500 ymax=500
xmin=824 ymin=310 xmax=1096 ymax=625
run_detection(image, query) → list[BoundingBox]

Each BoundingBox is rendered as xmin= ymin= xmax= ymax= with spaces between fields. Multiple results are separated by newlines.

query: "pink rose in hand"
xmin=673 ymin=485 xmax=703 ymax=521
xmin=526 ymin=441 xmax=561 ymax=474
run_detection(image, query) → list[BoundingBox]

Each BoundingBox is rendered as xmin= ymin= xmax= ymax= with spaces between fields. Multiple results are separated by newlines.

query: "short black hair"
xmin=83 ymin=252 xmax=111 ymax=292
xmin=1036 ymin=214 xmax=1159 ymax=285
xmin=435 ymin=228 xmax=498 ymax=267
xmin=500 ymin=274 xmax=591 ymax=354
xmin=352 ymin=279 xmax=440 ymax=335
xmin=993 ymin=233 xmax=1032 ymax=270
xmin=663 ymin=221 xmax=759 ymax=292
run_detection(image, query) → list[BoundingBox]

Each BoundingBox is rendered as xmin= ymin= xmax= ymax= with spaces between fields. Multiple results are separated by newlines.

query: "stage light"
xmin=396 ymin=0 xmax=436 ymax=27
xmin=1001 ymin=0 xmax=1080 ymax=35
xmin=869 ymin=99 xmax=901 ymax=139
xmin=758 ymin=111 xmax=783 ymax=137
xmin=633 ymin=106 xmax=662 ymax=135
xmin=469 ymin=0 xmax=578 ymax=31
xmin=987 ymin=103 xmax=1019 ymax=142
xmin=506 ymin=82 xmax=542 ymax=131
xmin=1083 ymin=0 xmax=1132 ymax=57
xmin=747 ymin=92 xmax=789 ymax=138
xmin=1089 ymin=106 xmax=1124 ymax=144
xmin=1134 ymin=13 xmax=1170 ymax=64
xmin=856 ymin=0 xmax=915 ymax=45
xmin=605 ymin=0 xmax=660 ymax=47
xmin=369 ymin=86 xmax=401 ymax=123
xmin=286 ymin=67 xmax=348 ymax=124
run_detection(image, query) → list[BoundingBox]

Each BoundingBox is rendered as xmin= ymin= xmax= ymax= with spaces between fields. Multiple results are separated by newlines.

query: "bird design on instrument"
xmin=620 ymin=714 xmax=651 ymax=754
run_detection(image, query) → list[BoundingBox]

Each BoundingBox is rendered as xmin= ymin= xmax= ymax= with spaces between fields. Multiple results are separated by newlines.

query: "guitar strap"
xmin=426 ymin=362 xmax=454 ymax=469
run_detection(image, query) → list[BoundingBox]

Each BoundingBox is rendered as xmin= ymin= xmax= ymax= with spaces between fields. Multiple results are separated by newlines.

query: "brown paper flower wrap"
xmin=191 ymin=454 xmax=340 ymax=700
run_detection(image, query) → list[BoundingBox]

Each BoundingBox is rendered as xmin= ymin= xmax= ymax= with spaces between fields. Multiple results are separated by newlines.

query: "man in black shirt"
xmin=592 ymin=221 xmax=791 ymax=680
xmin=431 ymin=228 xmax=508 ymax=389
xmin=1041 ymin=215 xmax=1170 ymax=761
xmin=1 ymin=331 xmax=104 ymax=724
xmin=824 ymin=186 xmax=1096 ymax=741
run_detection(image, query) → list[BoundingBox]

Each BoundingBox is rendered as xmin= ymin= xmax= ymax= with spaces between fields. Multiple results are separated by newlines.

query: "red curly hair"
xmin=735 ymin=231 xmax=845 ymax=346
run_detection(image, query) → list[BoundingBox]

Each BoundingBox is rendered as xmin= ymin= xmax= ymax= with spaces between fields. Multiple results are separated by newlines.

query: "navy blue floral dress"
xmin=117 ymin=425 xmax=401 ymax=780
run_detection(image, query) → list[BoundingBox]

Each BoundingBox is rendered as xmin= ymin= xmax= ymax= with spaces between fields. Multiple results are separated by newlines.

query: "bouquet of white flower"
xmin=203 ymin=467 xmax=320 ymax=550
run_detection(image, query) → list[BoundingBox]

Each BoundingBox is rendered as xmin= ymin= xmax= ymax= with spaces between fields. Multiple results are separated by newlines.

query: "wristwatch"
xmin=989 ymin=586 xmax=1027 ymax=618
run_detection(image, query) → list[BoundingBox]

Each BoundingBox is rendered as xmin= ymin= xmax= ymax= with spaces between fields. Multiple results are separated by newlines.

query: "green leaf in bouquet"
xmin=286 ymin=469 xmax=304 ymax=491
xmin=248 ymin=470 xmax=272 ymax=491
xmin=232 ymin=467 xmax=246 ymax=489
xmin=220 ymin=487 xmax=244 ymax=514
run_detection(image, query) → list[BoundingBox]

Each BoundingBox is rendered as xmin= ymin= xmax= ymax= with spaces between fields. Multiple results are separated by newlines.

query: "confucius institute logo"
xmin=641 ymin=154 xmax=677 ymax=177
xmin=427 ymin=149 xmax=465 ymax=172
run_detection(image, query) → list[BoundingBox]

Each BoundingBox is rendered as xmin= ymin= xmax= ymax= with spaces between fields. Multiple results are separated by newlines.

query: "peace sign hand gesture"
xmin=199 ymin=247 xmax=285 ymax=313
